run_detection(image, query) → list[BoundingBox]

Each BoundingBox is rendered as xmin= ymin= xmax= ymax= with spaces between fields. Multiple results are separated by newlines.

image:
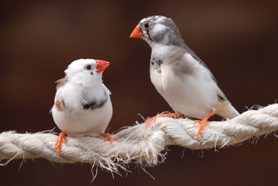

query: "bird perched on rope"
xmin=130 ymin=15 xmax=239 ymax=138
xmin=51 ymin=59 xmax=113 ymax=155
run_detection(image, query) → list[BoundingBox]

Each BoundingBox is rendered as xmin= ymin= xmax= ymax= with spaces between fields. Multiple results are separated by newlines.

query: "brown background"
xmin=1 ymin=0 xmax=278 ymax=186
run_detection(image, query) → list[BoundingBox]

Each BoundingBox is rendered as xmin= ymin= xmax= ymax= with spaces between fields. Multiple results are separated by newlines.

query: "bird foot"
xmin=195 ymin=119 xmax=209 ymax=139
xmin=101 ymin=133 xmax=116 ymax=143
xmin=145 ymin=112 xmax=183 ymax=127
xmin=194 ymin=112 xmax=215 ymax=139
xmin=145 ymin=114 xmax=159 ymax=127
xmin=55 ymin=132 xmax=66 ymax=155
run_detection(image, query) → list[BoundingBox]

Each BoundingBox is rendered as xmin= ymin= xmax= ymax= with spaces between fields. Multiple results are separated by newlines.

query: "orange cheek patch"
xmin=55 ymin=99 xmax=65 ymax=111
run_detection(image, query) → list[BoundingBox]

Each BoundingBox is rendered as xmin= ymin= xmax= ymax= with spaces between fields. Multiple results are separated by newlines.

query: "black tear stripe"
xmin=146 ymin=29 xmax=152 ymax=41
xmin=82 ymin=91 xmax=108 ymax=110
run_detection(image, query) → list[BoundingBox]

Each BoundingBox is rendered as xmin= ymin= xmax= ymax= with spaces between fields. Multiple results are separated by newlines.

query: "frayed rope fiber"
xmin=0 ymin=104 xmax=278 ymax=173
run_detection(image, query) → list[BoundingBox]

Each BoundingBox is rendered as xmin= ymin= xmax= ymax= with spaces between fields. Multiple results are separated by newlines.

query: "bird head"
xmin=130 ymin=15 xmax=185 ymax=47
xmin=65 ymin=59 xmax=110 ymax=87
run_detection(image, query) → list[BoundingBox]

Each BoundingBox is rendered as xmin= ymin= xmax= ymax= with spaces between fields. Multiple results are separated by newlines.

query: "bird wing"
xmin=53 ymin=78 xmax=67 ymax=111
xmin=183 ymin=50 xmax=228 ymax=102
xmin=183 ymin=51 xmax=239 ymax=118
xmin=53 ymin=87 xmax=66 ymax=112
xmin=55 ymin=77 xmax=68 ymax=90
xmin=101 ymin=83 xmax=112 ymax=95
xmin=54 ymin=81 xmax=84 ymax=112
xmin=54 ymin=98 xmax=65 ymax=111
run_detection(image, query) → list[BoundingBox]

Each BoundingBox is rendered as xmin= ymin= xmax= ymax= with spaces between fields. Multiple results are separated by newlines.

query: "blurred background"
xmin=0 ymin=0 xmax=278 ymax=185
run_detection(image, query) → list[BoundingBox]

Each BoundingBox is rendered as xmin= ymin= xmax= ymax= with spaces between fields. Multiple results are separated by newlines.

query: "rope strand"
xmin=0 ymin=104 xmax=277 ymax=174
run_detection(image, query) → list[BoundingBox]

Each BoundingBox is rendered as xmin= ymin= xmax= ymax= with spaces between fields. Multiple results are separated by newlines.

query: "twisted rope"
xmin=0 ymin=104 xmax=278 ymax=173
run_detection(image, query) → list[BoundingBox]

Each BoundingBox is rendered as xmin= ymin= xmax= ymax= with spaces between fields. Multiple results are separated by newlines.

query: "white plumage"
xmin=52 ymin=83 xmax=112 ymax=137
xmin=51 ymin=59 xmax=113 ymax=154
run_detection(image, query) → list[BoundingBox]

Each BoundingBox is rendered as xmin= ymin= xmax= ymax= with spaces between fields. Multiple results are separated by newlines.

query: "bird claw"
xmin=145 ymin=115 xmax=159 ymax=127
xmin=194 ymin=119 xmax=208 ymax=139
xmin=101 ymin=133 xmax=116 ymax=143
xmin=194 ymin=111 xmax=215 ymax=139
xmin=55 ymin=132 xmax=66 ymax=155
xmin=145 ymin=112 xmax=183 ymax=127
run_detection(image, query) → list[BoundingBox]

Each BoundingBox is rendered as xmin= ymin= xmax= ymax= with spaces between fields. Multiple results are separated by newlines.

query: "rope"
xmin=0 ymin=104 xmax=278 ymax=174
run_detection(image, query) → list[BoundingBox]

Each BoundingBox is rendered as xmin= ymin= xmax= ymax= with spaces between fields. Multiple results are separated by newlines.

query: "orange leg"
xmin=145 ymin=112 xmax=183 ymax=127
xmin=101 ymin=133 xmax=116 ymax=143
xmin=55 ymin=132 xmax=66 ymax=155
xmin=195 ymin=112 xmax=215 ymax=139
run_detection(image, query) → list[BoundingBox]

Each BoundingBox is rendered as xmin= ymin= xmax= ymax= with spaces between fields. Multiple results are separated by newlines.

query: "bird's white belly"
xmin=150 ymin=68 xmax=217 ymax=119
xmin=150 ymin=69 xmax=165 ymax=94
xmin=52 ymin=98 xmax=113 ymax=137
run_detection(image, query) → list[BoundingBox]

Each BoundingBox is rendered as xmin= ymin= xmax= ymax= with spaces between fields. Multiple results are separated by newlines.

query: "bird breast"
xmin=150 ymin=62 xmax=218 ymax=119
xmin=52 ymin=83 xmax=113 ymax=137
xmin=52 ymin=97 xmax=112 ymax=137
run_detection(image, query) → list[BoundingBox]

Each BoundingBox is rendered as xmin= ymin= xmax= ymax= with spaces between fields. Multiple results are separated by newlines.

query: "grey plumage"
xmin=132 ymin=15 xmax=239 ymax=120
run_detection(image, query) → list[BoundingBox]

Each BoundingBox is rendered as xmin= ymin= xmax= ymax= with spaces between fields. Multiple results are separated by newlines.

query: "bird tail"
xmin=216 ymin=100 xmax=239 ymax=119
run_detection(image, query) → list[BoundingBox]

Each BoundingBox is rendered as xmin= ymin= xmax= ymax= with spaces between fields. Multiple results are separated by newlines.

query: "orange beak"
xmin=96 ymin=60 xmax=110 ymax=73
xmin=129 ymin=25 xmax=143 ymax=39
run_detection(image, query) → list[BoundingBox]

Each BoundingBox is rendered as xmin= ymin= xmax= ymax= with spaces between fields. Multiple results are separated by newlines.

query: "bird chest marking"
xmin=82 ymin=91 xmax=108 ymax=110
xmin=151 ymin=57 xmax=163 ymax=73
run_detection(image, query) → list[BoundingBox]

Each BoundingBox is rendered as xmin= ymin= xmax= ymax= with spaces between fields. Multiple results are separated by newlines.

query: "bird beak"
xmin=96 ymin=60 xmax=110 ymax=73
xmin=130 ymin=25 xmax=143 ymax=39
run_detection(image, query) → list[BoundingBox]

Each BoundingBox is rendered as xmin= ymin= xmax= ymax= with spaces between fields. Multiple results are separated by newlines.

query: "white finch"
xmin=51 ymin=59 xmax=113 ymax=154
xmin=130 ymin=15 xmax=239 ymax=138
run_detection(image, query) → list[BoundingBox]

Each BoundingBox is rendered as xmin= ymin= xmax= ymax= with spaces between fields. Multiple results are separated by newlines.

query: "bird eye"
xmin=144 ymin=22 xmax=149 ymax=28
xmin=85 ymin=64 xmax=91 ymax=70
